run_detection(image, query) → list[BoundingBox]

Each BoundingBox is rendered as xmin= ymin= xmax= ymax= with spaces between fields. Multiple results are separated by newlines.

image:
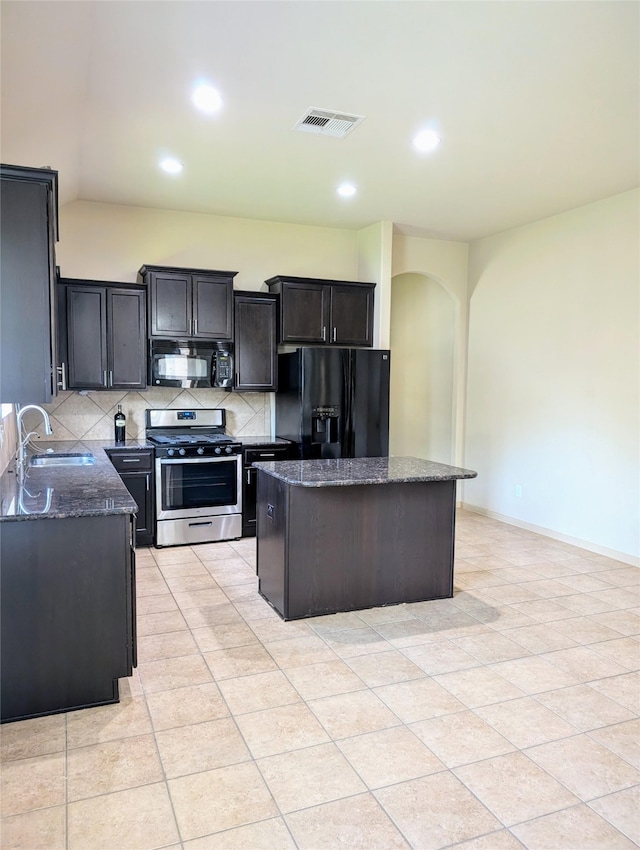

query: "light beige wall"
xmin=357 ymin=221 xmax=393 ymax=349
xmin=389 ymin=274 xmax=455 ymax=462
xmin=391 ymin=233 xmax=469 ymax=465
xmin=57 ymin=201 xmax=361 ymax=287
xmin=465 ymin=189 xmax=640 ymax=562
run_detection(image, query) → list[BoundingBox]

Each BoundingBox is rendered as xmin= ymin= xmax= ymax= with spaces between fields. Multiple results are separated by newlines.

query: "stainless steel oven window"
xmin=155 ymin=455 xmax=242 ymax=521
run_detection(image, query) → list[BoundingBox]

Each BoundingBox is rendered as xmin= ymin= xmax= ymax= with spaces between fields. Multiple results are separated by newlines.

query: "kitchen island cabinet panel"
xmin=1 ymin=513 xmax=135 ymax=722
xmin=255 ymin=456 xmax=476 ymax=620
xmin=258 ymin=477 xmax=455 ymax=619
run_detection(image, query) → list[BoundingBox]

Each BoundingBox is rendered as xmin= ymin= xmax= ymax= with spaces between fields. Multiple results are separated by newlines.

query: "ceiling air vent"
xmin=293 ymin=108 xmax=365 ymax=139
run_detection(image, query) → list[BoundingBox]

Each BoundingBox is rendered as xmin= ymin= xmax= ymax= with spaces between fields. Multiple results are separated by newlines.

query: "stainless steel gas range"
xmin=145 ymin=408 xmax=242 ymax=547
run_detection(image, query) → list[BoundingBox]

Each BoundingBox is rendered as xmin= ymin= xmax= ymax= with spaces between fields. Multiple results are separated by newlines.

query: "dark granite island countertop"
xmin=252 ymin=456 xmax=477 ymax=487
xmin=254 ymin=456 xmax=477 ymax=621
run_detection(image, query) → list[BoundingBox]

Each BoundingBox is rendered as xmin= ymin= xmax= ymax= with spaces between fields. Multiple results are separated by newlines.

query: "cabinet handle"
xmin=146 ymin=474 xmax=150 ymax=491
xmin=57 ymin=363 xmax=67 ymax=391
xmin=247 ymin=469 xmax=251 ymax=484
xmin=332 ymin=327 xmax=337 ymax=343
xmin=322 ymin=326 xmax=326 ymax=342
xmin=121 ymin=458 xmax=141 ymax=464
xmin=260 ymin=453 xmax=275 ymax=458
xmin=193 ymin=318 xmax=198 ymax=336
xmin=103 ymin=370 xmax=108 ymax=387
xmin=109 ymin=370 xmax=113 ymax=387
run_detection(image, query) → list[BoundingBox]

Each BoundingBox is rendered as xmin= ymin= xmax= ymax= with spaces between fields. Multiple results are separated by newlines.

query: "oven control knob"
xmin=179 ymin=448 xmax=186 ymax=456
xmin=215 ymin=447 xmax=222 ymax=455
xmin=167 ymin=449 xmax=175 ymax=457
xmin=197 ymin=447 xmax=205 ymax=455
xmin=225 ymin=445 xmax=233 ymax=454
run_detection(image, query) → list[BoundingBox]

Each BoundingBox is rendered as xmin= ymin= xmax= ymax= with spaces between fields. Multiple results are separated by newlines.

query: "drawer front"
xmin=244 ymin=446 xmax=290 ymax=466
xmin=109 ymin=450 xmax=153 ymax=473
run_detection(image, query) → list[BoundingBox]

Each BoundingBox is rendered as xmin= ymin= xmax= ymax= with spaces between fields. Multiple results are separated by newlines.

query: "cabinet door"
xmin=330 ymin=285 xmax=374 ymax=346
xmin=0 ymin=174 xmax=56 ymax=403
xmin=243 ymin=446 xmax=290 ymax=537
xmin=107 ymin=288 xmax=147 ymax=389
xmin=149 ymin=273 xmax=192 ymax=337
xmin=234 ymin=294 xmax=277 ymax=391
xmin=193 ymin=275 xmax=233 ymax=339
xmin=120 ymin=472 xmax=154 ymax=546
xmin=280 ymin=282 xmax=328 ymax=344
xmin=67 ymin=286 xmax=107 ymax=389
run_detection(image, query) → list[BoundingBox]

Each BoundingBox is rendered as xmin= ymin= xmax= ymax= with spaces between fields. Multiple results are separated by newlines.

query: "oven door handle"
xmin=158 ymin=456 xmax=240 ymax=465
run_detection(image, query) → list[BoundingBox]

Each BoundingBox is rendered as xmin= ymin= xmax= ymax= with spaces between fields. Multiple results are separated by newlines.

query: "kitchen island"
xmin=254 ymin=456 xmax=477 ymax=620
xmin=0 ymin=443 xmax=138 ymax=722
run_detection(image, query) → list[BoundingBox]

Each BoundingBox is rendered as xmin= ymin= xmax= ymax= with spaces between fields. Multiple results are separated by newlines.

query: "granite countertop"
xmin=0 ymin=441 xmax=138 ymax=521
xmin=235 ymin=436 xmax=291 ymax=447
xmin=252 ymin=456 xmax=478 ymax=487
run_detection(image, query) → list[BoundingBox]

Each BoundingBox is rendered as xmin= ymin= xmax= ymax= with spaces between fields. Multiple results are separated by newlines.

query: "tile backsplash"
xmin=0 ymin=407 xmax=18 ymax=473
xmin=21 ymin=388 xmax=272 ymax=444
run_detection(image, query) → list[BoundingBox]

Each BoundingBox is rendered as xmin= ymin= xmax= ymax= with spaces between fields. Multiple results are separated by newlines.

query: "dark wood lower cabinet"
xmin=0 ymin=513 xmax=136 ymax=722
xmin=108 ymin=449 xmax=154 ymax=546
xmin=242 ymin=444 xmax=290 ymax=537
xmin=256 ymin=473 xmax=456 ymax=620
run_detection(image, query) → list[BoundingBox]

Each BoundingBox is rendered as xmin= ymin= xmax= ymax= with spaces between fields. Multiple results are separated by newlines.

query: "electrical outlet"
xmin=515 ymin=484 xmax=522 ymax=498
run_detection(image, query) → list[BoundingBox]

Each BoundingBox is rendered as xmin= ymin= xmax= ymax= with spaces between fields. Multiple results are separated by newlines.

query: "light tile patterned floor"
xmin=1 ymin=510 xmax=639 ymax=849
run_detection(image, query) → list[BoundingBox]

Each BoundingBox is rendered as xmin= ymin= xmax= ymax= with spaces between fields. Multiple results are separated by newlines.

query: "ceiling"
xmin=1 ymin=1 xmax=638 ymax=242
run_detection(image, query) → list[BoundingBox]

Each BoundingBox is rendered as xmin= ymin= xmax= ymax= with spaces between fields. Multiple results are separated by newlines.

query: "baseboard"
xmin=461 ymin=502 xmax=639 ymax=568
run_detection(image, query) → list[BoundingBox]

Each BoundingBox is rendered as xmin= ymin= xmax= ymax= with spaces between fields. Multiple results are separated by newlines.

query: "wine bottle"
xmin=114 ymin=404 xmax=126 ymax=444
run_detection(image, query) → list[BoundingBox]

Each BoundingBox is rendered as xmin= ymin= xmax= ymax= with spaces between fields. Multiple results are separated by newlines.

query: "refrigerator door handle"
xmin=332 ymin=327 xmax=337 ymax=343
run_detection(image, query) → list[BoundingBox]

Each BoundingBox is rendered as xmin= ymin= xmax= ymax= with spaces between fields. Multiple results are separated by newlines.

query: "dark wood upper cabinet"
xmin=329 ymin=284 xmax=375 ymax=346
xmin=234 ymin=291 xmax=278 ymax=392
xmin=66 ymin=285 xmax=107 ymax=389
xmin=107 ymin=289 xmax=147 ymax=389
xmin=265 ymin=276 xmax=375 ymax=347
xmin=139 ymin=265 xmax=236 ymax=341
xmin=148 ymin=271 xmax=191 ymax=337
xmin=0 ymin=165 xmax=59 ymax=404
xmin=60 ymin=280 xmax=146 ymax=390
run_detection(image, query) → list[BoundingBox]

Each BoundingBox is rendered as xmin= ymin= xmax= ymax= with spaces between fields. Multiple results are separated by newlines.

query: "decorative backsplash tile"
xmin=21 ymin=388 xmax=272 ymax=444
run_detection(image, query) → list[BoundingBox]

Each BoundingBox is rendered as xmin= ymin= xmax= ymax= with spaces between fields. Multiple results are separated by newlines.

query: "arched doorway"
xmin=390 ymin=272 xmax=455 ymax=463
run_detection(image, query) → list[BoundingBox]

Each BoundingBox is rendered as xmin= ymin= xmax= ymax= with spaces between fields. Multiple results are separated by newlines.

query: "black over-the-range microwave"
xmin=149 ymin=340 xmax=233 ymax=389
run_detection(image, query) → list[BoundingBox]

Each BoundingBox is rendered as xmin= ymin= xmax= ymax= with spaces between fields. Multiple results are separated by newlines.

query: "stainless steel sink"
xmin=30 ymin=452 xmax=96 ymax=467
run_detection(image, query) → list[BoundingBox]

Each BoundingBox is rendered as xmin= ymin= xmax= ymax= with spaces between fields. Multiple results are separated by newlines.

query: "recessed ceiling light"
xmin=159 ymin=157 xmax=183 ymax=175
xmin=337 ymin=182 xmax=357 ymax=198
xmin=192 ymin=82 xmax=223 ymax=115
xmin=413 ymin=129 xmax=441 ymax=154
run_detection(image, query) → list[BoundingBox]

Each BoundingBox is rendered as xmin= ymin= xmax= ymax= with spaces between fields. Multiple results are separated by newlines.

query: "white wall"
xmin=391 ymin=233 xmax=469 ymax=465
xmin=357 ymin=221 xmax=393 ymax=349
xmin=57 ymin=201 xmax=360 ymax=287
xmin=390 ymin=273 xmax=455 ymax=462
xmin=465 ymin=189 xmax=640 ymax=562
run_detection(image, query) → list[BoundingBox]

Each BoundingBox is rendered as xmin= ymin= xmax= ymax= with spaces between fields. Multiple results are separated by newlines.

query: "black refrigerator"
xmin=275 ymin=347 xmax=390 ymax=459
